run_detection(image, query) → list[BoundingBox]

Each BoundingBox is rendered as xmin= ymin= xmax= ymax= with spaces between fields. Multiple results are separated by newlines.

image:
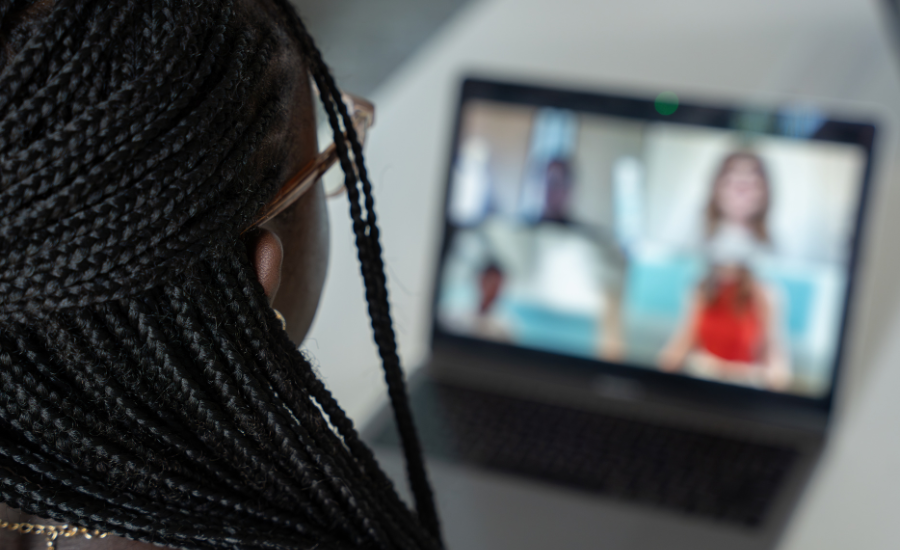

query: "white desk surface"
xmin=303 ymin=0 xmax=900 ymax=547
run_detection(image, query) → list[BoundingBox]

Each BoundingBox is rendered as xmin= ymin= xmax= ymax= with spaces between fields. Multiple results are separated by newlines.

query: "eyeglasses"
xmin=244 ymin=90 xmax=375 ymax=232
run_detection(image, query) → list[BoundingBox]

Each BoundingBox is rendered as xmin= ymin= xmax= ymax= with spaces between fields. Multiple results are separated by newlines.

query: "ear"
xmin=248 ymin=228 xmax=283 ymax=302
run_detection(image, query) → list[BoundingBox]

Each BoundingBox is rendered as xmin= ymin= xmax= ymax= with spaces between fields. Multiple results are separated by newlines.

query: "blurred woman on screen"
xmin=658 ymin=152 xmax=791 ymax=391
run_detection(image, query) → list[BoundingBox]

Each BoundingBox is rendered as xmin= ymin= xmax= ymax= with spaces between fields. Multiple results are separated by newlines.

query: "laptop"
xmin=366 ymin=78 xmax=877 ymax=550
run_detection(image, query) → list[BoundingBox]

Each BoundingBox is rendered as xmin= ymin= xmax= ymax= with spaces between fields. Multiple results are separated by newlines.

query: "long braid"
xmin=0 ymin=0 xmax=440 ymax=549
xmin=217 ymin=246 xmax=438 ymax=550
xmin=269 ymin=3 xmax=442 ymax=543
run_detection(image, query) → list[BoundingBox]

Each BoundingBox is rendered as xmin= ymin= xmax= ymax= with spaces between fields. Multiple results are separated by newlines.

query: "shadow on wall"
xmin=290 ymin=0 xmax=473 ymax=95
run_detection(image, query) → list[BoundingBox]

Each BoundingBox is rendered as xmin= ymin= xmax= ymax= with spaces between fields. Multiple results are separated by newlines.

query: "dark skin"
xmin=0 ymin=15 xmax=326 ymax=550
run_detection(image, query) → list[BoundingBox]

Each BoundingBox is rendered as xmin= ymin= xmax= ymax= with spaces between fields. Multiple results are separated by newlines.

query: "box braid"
xmin=264 ymin=1 xmax=442 ymax=541
xmin=0 ymin=0 xmax=441 ymax=549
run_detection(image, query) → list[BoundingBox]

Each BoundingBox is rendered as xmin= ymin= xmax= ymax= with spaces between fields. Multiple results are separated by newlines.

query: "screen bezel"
xmin=430 ymin=77 xmax=877 ymax=417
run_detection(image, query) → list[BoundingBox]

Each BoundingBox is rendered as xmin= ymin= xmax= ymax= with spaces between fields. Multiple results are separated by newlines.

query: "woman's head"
xmin=478 ymin=262 xmax=504 ymax=315
xmin=0 ymin=0 xmax=323 ymax=332
xmin=706 ymin=151 xmax=770 ymax=242
xmin=542 ymin=157 xmax=572 ymax=222
xmin=0 ymin=1 xmax=439 ymax=548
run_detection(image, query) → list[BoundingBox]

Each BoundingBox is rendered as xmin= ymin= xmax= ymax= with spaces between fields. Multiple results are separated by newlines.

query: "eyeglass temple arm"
xmin=242 ymin=92 xmax=374 ymax=233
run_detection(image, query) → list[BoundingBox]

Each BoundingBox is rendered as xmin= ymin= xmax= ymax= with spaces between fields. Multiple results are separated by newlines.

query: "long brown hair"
xmin=702 ymin=265 xmax=758 ymax=313
xmin=706 ymin=152 xmax=771 ymax=242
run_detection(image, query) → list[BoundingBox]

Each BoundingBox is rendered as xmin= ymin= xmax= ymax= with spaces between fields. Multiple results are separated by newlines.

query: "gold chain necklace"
xmin=0 ymin=519 xmax=109 ymax=549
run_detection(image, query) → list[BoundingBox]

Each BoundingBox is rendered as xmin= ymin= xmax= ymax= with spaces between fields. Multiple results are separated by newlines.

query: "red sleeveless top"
xmin=695 ymin=283 xmax=762 ymax=363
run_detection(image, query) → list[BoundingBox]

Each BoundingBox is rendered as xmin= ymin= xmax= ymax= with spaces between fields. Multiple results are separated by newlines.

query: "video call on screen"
xmin=436 ymin=99 xmax=866 ymax=398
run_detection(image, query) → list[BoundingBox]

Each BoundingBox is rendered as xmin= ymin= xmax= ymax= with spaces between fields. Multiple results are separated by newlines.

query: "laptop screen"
xmin=434 ymin=79 xmax=875 ymax=400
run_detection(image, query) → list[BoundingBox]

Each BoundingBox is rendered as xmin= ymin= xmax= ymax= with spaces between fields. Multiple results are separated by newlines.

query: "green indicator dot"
xmin=655 ymin=91 xmax=679 ymax=116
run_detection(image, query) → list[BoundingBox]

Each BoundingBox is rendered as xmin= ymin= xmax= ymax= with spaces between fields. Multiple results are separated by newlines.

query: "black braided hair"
xmin=0 ymin=0 xmax=442 ymax=548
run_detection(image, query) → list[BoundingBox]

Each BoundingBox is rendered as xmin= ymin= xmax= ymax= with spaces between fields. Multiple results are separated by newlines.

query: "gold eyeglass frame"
xmin=244 ymin=91 xmax=375 ymax=233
